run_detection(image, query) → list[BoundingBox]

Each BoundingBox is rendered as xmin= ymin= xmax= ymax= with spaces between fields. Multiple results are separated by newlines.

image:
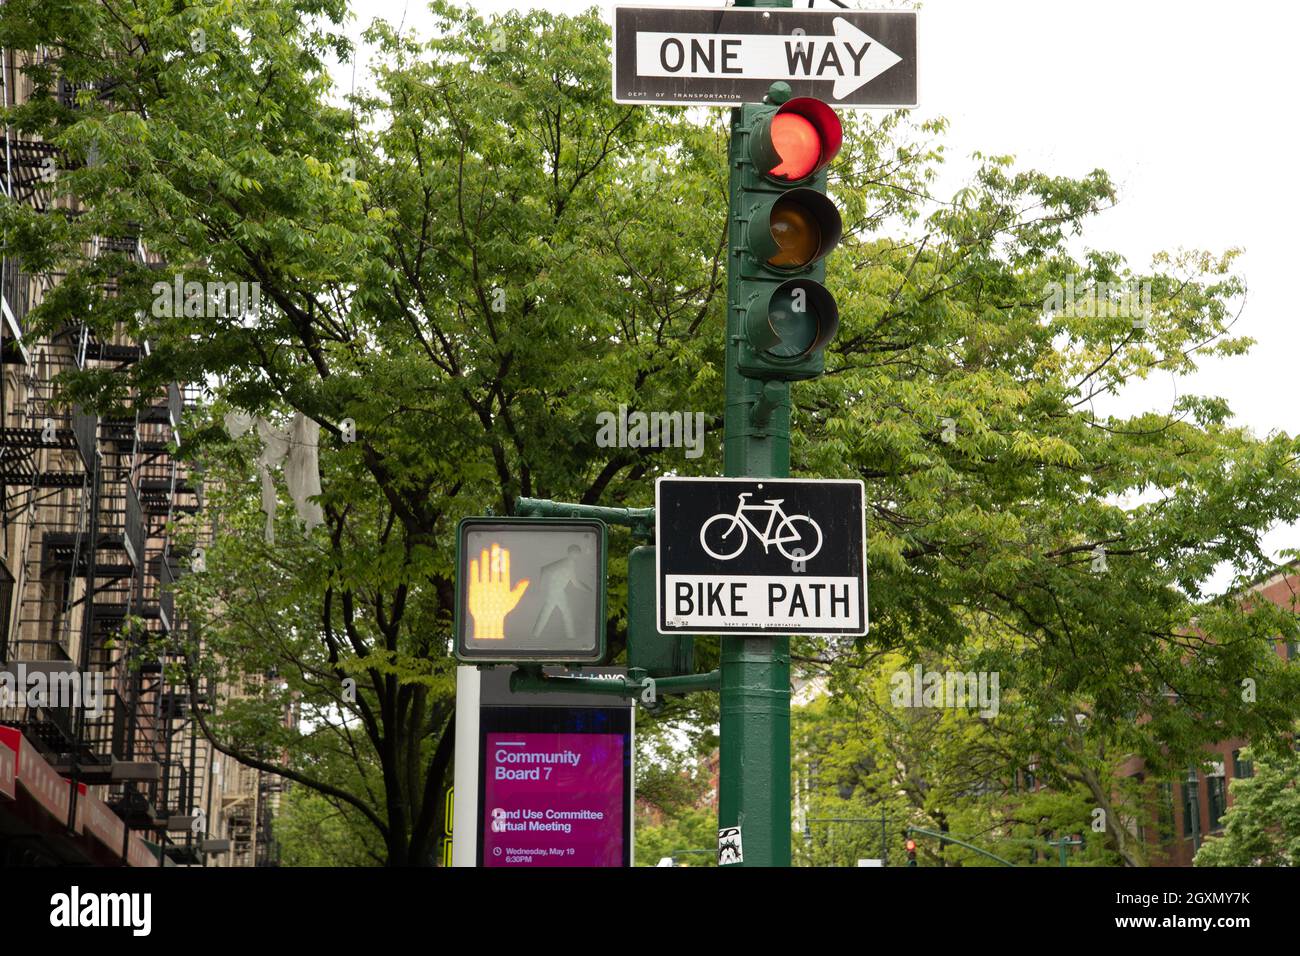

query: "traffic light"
xmin=731 ymin=82 xmax=843 ymax=382
xmin=906 ymin=838 xmax=917 ymax=866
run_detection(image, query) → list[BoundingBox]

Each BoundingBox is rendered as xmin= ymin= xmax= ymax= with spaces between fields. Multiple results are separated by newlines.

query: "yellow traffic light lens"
xmin=767 ymin=113 xmax=821 ymax=180
xmin=768 ymin=199 xmax=821 ymax=268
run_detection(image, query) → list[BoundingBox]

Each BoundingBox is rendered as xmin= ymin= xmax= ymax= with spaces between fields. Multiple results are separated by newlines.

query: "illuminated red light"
xmin=767 ymin=113 xmax=821 ymax=181
xmin=905 ymin=839 xmax=917 ymax=852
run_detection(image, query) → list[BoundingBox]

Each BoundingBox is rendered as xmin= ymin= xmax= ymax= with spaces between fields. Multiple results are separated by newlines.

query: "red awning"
xmin=75 ymin=781 xmax=125 ymax=854
xmin=0 ymin=728 xmax=16 ymax=801
xmin=126 ymin=831 xmax=158 ymax=868
xmin=0 ymin=728 xmax=157 ymax=866
xmin=73 ymin=782 xmax=158 ymax=867
xmin=0 ymin=727 xmax=81 ymax=833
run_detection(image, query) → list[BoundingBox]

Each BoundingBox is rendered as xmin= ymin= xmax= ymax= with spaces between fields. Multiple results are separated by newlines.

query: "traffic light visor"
xmin=751 ymin=97 xmax=843 ymax=183
xmin=744 ymin=278 xmax=838 ymax=359
xmin=748 ymin=188 xmax=843 ymax=270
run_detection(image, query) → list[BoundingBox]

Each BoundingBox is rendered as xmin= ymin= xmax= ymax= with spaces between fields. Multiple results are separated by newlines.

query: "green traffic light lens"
xmin=743 ymin=278 xmax=839 ymax=374
xmin=766 ymin=288 xmax=819 ymax=357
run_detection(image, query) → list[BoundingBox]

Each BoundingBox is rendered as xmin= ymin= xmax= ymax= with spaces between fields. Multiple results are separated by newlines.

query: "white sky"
xmin=332 ymin=0 xmax=1300 ymax=577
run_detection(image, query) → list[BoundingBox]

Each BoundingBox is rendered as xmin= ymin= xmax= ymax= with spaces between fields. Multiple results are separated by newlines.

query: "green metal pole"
xmin=720 ymin=0 xmax=793 ymax=869
xmin=881 ymin=806 xmax=887 ymax=866
xmin=515 ymin=496 xmax=654 ymax=538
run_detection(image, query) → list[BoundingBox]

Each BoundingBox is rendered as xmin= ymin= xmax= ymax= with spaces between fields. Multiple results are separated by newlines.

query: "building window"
xmin=43 ymin=568 xmax=72 ymax=648
xmin=1180 ymin=778 xmax=1198 ymax=838
xmin=1207 ymin=768 xmax=1228 ymax=830
xmin=1232 ymin=749 xmax=1254 ymax=779
xmin=1156 ymin=782 xmax=1175 ymax=844
xmin=0 ymin=560 xmax=14 ymax=663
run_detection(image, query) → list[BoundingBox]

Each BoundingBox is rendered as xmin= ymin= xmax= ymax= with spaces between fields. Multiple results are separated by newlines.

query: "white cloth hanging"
xmin=223 ymin=410 xmax=254 ymax=439
xmin=225 ymin=410 xmax=324 ymax=543
xmin=284 ymin=412 xmax=324 ymax=533
xmin=255 ymin=418 xmax=290 ymax=544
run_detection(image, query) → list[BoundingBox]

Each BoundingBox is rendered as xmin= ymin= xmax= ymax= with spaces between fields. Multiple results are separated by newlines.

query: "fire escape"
xmin=255 ymin=765 xmax=284 ymax=866
xmin=1 ymin=49 xmax=217 ymax=864
xmin=125 ymin=378 xmax=212 ymax=864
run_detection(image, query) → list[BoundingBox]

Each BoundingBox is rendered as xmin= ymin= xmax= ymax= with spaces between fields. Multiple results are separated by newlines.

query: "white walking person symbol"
xmin=530 ymin=544 xmax=593 ymax=642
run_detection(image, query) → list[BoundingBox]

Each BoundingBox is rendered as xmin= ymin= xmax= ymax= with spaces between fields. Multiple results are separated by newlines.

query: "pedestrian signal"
xmin=454 ymin=518 xmax=608 ymax=663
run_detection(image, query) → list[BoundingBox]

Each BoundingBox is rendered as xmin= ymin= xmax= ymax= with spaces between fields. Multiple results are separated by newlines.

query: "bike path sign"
xmin=655 ymin=477 xmax=866 ymax=636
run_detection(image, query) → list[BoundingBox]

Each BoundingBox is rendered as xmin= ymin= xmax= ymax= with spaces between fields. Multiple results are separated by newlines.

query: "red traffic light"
xmin=751 ymin=97 xmax=843 ymax=183
xmin=905 ymin=839 xmax=917 ymax=852
xmin=768 ymin=113 xmax=820 ymax=180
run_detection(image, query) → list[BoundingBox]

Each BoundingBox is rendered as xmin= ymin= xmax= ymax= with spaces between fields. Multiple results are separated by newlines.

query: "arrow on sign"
xmin=635 ymin=17 xmax=903 ymax=101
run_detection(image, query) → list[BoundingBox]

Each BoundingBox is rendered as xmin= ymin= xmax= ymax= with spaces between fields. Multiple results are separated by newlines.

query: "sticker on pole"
xmin=718 ymin=826 xmax=744 ymax=866
xmin=655 ymin=477 xmax=867 ymax=636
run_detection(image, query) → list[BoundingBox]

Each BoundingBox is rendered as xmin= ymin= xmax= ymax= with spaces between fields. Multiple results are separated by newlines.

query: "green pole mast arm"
xmin=515 ymin=496 xmax=655 ymax=539
xmin=508 ymin=667 xmax=721 ymax=699
xmin=907 ymin=827 xmax=1019 ymax=867
xmin=670 ymin=849 xmax=716 ymax=864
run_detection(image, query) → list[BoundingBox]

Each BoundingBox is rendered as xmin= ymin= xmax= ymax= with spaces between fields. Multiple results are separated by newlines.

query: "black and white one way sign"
xmin=613 ymin=7 xmax=917 ymax=107
xmin=656 ymin=477 xmax=867 ymax=636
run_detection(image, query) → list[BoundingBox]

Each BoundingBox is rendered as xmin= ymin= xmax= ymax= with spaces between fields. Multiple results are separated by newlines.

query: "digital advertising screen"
xmin=478 ymin=706 xmax=631 ymax=867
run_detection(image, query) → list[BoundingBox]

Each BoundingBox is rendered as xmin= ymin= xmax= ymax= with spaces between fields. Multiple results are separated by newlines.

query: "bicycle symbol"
xmin=699 ymin=490 xmax=823 ymax=562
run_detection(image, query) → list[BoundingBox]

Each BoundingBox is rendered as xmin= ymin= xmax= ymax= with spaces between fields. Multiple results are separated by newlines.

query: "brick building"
xmin=1 ymin=29 xmax=281 ymax=866
xmin=1117 ymin=566 xmax=1298 ymax=866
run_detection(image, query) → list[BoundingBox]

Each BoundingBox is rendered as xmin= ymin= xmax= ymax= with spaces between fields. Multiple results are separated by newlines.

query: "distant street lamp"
xmin=1046 ymin=834 xmax=1083 ymax=867
xmin=1186 ymin=765 xmax=1202 ymax=855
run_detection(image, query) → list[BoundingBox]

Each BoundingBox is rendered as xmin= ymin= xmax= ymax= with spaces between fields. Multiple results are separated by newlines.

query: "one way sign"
xmin=613 ymin=6 xmax=917 ymax=107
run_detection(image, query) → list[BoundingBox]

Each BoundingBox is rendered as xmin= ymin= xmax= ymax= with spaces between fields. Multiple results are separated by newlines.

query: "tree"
xmin=1195 ymin=747 xmax=1300 ymax=866
xmin=794 ymin=646 xmax=1122 ymax=867
xmin=635 ymin=807 xmax=717 ymax=868
xmin=3 ymin=0 xmax=729 ymax=865
xmin=277 ymin=786 xmax=389 ymax=868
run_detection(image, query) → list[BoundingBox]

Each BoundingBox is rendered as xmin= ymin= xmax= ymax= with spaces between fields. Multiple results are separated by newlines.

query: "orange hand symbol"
xmin=467 ymin=543 xmax=529 ymax=640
